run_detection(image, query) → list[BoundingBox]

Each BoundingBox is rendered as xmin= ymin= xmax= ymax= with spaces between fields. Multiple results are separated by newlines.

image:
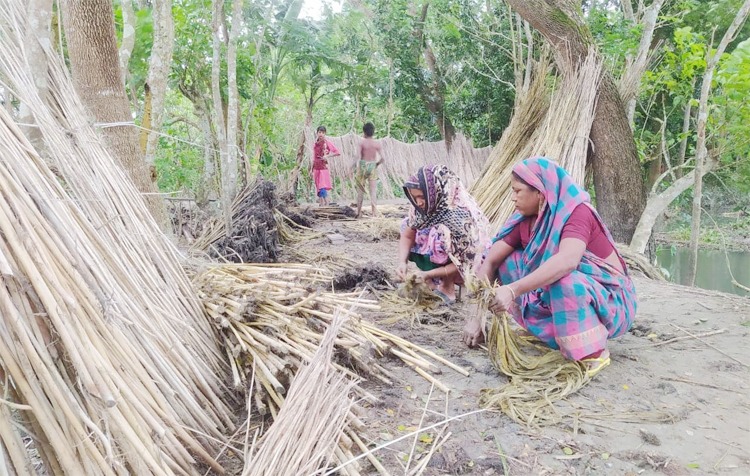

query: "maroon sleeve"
xmin=327 ymin=140 xmax=340 ymax=155
xmin=501 ymin=223 xmax=523 ymax=249
xmin=561 ymin=204 xmax=593 ymax=243
xmin=562 ymin=204 xmax=615 ymax=259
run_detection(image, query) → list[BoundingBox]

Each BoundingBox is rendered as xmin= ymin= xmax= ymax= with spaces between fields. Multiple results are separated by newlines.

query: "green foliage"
xmin=134 ymin=0 xmax=750 ymax=214
xmin=152 ymin=92 xmax=205 ymax=193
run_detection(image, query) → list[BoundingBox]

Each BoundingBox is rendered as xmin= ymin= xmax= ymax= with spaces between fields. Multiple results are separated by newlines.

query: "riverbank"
xmin=282 ymin=206 xmax=750 ymax=475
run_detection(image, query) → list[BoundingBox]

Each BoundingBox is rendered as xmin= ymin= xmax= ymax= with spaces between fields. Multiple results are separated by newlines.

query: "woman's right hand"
xmin=396 ymin=262 xmax=408 ymax=281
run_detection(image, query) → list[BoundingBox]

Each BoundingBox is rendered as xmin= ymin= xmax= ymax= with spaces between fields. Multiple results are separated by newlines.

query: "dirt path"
xmin=286 ymin=205 xmax=750 ymax=475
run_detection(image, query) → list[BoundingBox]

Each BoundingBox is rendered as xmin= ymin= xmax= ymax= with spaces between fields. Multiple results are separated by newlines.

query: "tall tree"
xmin=226 ymin=0 xmax=243 ymax=195
xmin=143 ymin=0 xmax=175 ymax=169
xmin=210 ymin=0 xmax=231 ymax=228
xmin=117 ymin=0 xmax=136 ymax=85
xmin=686 ymin=0 xmax=750 ymax=285
xmin=505 ymin=0 xmax=646 ymax=243
xmin=60 ymin=0 xmax=168 ymax=227
xmin=371 ymin=0 xmax=456 ymax=143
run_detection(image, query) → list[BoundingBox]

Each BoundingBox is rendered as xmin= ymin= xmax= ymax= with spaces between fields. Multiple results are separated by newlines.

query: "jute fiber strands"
xmin=470 ymin=283 xmax=673 ymax=428
xmin=470 ymin=52 xmax=602 ymax=231
xmin=243 ymin=314 xmax=358 ymax=476
xmin=0 ymin=2 xmax=232 ymax=474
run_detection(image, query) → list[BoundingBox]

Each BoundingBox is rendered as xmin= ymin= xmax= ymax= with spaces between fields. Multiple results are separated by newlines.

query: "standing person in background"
xmin=355 ymin=122 xmax=383 ymax=218
xmin=311 ymin=125 xmax=340 ymax=206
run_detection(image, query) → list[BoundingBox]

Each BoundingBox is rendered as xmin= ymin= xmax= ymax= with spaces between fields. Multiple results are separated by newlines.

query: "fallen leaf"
xmin=601 ymin=452 xmax=610 ymax=460
xmin=687 ymin=463 xmax=700 ymax=469
xmin=406 ymin=385 xmax=412 ymax=392
xmin=380 ymin=433 xmax=393 ymax=441
xmin=397 ymin=425 xmax=406 ymax=432
xmin=622 ymin=384 xmax=630 ymax=390
xmin=386 ymin=408 xmax=394 ymax=416
xmin=562 ymin=447 xmax=574 ymax=455
xmin=418 ymin=433 xmax=433 ymax=444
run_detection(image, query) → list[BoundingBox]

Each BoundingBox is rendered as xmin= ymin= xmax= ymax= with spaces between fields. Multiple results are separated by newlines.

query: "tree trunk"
xmin=60 ymin=0 xmax=168 ymax=228
xmin=291 ymin=92 xmax=315 ymax=200
xmin=630 ymin=169 xmax=699 ymax=254
xmin=506 ymin=0 xmax=646 ymax=243
xmin=143 ymin=0 xmax=175 ymax=168
xmin=618 ymin=0 xmax=666 ymax=125
xmin=178 ymin=82 xmax=218 ymax=205
xmin=686 ymin=0 xmax=750 ymax=286
xmin=225 ymin=0 xmax=242 ymax=200
xmin=20 ymin=0 xmax=53 ymax=153
xmin=675 ymin=77 xmax=697 ymax=178
xmin=118 ymin=0 xmax=136 ymax=86
xmin=415 ymin=2 xmax=455 ymax=145
xmin=211 ymin=0 xmax=230 ymax=229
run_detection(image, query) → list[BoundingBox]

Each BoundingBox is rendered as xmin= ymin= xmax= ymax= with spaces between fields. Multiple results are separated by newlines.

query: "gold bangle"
xmin=507 ymin=286 xmax=517 ymax=300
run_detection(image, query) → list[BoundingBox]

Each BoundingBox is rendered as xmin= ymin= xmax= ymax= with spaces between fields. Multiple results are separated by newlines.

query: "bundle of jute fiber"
xmin=470 ymin=281 xmax=674 ymax=428
xmin=468 ymin=282 xmax=591 ymax=427
xmin=194 ymin=263 xmax=469 ymax=401
xmin=314 ymin=132 xmax=492 ymax=202
xmin=470 ymin=52 xmax=602 ymax=230
xmin=0 ymin=2 xmax=232 ymax=473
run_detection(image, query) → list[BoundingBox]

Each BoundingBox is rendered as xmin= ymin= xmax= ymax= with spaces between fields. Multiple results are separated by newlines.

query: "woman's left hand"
xmin=488 ymin=285 xmax=515 ymax=314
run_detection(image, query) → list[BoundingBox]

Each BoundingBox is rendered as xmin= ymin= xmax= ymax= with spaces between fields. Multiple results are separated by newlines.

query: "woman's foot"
xmin=432 ymin=289 xmax=456 ymax=305
xmin=579 ymin=349 xmax=610 ymax=378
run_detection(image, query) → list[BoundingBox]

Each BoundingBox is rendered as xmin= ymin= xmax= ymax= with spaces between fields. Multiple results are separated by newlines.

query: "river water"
xmin=655 ymin=247 xmax=750 ymax=297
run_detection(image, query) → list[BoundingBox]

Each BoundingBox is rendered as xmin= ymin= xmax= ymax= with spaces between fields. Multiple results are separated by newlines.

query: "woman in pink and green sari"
xmin=464 ymin=157 xmax=637 ymax=377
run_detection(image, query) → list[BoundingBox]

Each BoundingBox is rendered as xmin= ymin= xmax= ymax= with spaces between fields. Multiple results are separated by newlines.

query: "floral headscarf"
xmin=404 ymin=164 xmax=489 ymax=267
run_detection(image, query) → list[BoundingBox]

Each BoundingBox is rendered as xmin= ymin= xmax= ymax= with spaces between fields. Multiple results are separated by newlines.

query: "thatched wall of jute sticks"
xmin=0 ymin=2 xmax=233 ymax=474
xmin=470 ymin=52 xmax=603 ymax=231
xmin=299 ymin=132 xmax=492 ymax=202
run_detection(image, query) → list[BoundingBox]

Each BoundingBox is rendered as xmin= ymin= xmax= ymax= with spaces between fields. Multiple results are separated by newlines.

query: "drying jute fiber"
xmin=296 ymin=131 xmax=492 ymax=202
xmin=470 ymin=52 xmax=600 ymax=231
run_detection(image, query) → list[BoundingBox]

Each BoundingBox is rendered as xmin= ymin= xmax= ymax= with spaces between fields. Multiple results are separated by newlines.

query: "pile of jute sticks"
xmin=0 ymin=2 xmax=233 ymax=472
xmin=194 ymin=263 xmax=470 ymax=474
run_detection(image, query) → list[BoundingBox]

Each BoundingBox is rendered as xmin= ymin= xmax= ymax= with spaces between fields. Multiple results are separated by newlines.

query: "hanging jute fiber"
xmin=0 ymin=2 xmax=233 ymax=473
xmin=296 ymin=131 xmax=492 ymax=202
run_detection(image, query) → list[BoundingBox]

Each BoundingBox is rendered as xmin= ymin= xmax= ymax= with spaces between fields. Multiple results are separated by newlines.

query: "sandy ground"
xmin=286 ymin=203 xmax=750 ymax=476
